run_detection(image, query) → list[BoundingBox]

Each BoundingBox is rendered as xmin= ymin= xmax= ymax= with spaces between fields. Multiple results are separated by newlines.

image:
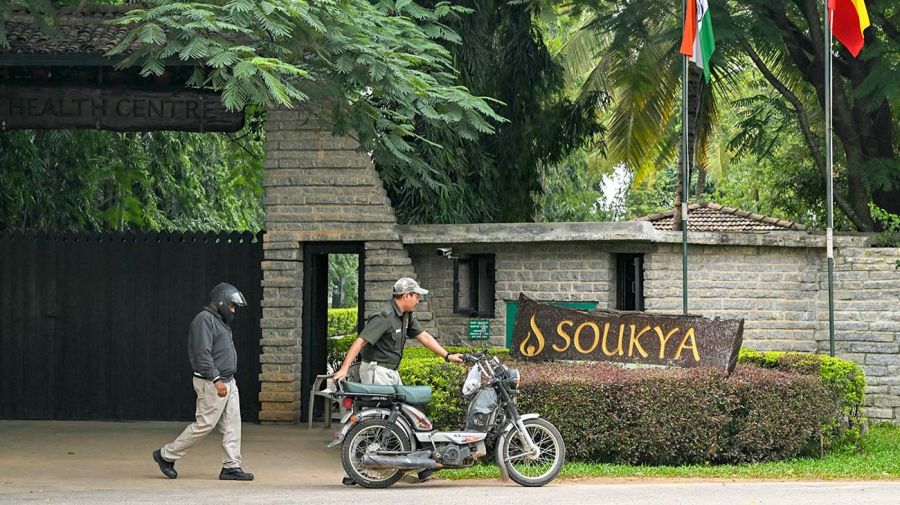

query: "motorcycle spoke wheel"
xmin=501 ymin=418 xmax=565 ymax=487
xmin=341 ymin=418 xmax=410 ymax=489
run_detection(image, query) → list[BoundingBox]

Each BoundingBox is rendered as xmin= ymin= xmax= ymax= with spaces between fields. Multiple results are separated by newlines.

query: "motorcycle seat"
xmin=342 ymin=382 xmax=395 ymax=395
xmin=393 ymin=385 xmax=431 ymax=404
xmin=342 ymin=382 xmax=432 ymax=404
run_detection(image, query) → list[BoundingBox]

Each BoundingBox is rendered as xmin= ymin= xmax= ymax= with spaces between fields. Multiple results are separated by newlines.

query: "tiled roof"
xmin=637 ymin=202 xmax=808 ymax=232
xmin=2 ymin=5 xmax=138 ymax=57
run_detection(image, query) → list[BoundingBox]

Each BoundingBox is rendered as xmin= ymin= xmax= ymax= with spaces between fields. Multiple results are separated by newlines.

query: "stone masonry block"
xmin=262 ymin=381 xmax=300 ymax=392
xmin=259 ymin=410 xmax=299 ymax=422
xmin=262 ymin=363 xmax=302 ymax=374
xmin=260 ymin=353 xmax=299 ymax=364
xmin=259 ymin=391 xmax=302 ymax=402
xmin=260 ymin=318 xmax=299 ymax=330
xmin=259 ymin=372 xmax=299 ymax=382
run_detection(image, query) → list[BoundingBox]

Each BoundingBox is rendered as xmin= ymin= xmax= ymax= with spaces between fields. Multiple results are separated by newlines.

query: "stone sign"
xmin=510 ymin=294 xmax=744 ymax=372
xmin=0 ymin=85 xmax=245 ymax=132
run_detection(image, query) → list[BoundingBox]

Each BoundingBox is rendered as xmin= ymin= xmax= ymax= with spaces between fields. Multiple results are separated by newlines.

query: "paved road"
xmin=3 ymin=480 xmax=900 ymax=505
xmin=1 ymin=421 xmax=898 ymax=504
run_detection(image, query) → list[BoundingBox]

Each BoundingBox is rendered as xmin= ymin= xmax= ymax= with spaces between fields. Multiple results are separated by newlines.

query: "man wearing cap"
xmin=332 ymin=277 xmax=462 ymax=486
xmin=333 ymin=277 xmax=463 ymax=384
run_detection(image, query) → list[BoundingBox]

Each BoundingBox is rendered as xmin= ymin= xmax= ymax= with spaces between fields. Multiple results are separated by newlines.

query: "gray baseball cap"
xmin=393 ymin=277 xmax=429 ymax=296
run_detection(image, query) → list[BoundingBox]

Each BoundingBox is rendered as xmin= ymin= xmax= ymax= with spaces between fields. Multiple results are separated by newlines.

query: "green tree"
xmin=2 ymin=1 xmax=604 ymax=225
xmin=0 ymin=125 xmax=265 ymax=231
xmin=558 ymin=0 xmax=898 ymax=231
xmin=379 ymin=0 xmax=605 ymax=223
xmin=328 ymin=253 xmax=359 ymax=309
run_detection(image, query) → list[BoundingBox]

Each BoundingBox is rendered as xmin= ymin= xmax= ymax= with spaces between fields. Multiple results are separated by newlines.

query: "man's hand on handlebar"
xmin=447 ymin=353 xmax=464 ymax=364
xmin=332 ymin=368 xmax=349 ymax=382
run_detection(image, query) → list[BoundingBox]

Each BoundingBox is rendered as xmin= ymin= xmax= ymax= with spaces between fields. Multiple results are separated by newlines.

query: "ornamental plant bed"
xmin=514 ymin=361 xmax=839 ymax=465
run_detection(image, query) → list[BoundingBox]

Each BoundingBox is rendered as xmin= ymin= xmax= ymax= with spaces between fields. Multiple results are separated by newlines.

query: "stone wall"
xmin=259 ymin=107 xmax=421 ymax=422
xmin=643 ymin=244 xmax=822 ymax=351
xmin=410 ymin=242 xmax=615 ymax=347
xmin=403 ymin=224 xmax=899 ymax=423
xmin=828 ymin=247 xmax=900 ymax=421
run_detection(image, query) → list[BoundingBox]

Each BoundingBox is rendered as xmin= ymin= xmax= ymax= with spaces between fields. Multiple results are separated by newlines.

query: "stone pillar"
xmin=258 ymin=106 xmax=423 ymax=422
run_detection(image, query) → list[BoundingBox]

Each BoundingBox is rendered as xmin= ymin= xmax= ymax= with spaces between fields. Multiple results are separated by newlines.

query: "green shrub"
xmin=738 ymin=349 xmax=866 ymax=445
xmin=327 ymin=308 xmax=358 ymax=337
xmin=399 ymin=358 xmax=468 ymax=430
xmin=514 ymin=362 xmax=840 ymax=465
xmin=327 ymin=333 xmax=358 ymax=372
xmin=401 ymin=345 xmax=509 ymax=361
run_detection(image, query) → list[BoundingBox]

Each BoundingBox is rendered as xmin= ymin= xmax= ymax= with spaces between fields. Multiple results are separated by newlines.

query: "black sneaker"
xmin=152 ymin=449 xmax=177 ymax=479
xmin=219 ymin=467 xmax=254 ymax=481
xmin=341 ymin=475 xmax=357 ymax=486
xmin=417 ymin=469 xmax=435 ymax=482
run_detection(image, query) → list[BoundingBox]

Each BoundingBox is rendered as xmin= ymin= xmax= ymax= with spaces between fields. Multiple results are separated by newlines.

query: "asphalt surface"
xmin=1 ymin=421 xmax=898 ymax=504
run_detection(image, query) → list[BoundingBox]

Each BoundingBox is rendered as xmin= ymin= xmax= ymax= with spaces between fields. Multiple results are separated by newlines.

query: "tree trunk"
xmin=695 ymin=164 xmax=707 ymax=201
xmin=760 ymin=0 xmax=892 ymax=231
xmin=674 ymin=67 xmax=703 ymax=231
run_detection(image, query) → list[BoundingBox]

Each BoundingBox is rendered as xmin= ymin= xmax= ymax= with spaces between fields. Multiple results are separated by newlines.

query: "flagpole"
xmin=824 ymin=1 xmax=836 ymax=357
xmin=682 ymin=0 xmax=690 ymax=316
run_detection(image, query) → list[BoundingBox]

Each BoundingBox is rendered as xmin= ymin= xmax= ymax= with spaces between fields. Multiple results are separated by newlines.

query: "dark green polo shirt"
xmin=359 ymin=300 xmax=424 ymax=369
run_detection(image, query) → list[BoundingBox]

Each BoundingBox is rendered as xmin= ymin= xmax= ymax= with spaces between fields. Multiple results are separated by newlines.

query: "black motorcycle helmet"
xmin=210 ymin=282 xmax=247 ymax=323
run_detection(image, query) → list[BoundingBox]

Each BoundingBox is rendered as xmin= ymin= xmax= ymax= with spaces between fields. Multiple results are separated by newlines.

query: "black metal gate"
xmin=0 ymin=231 xmax=263 ymax=422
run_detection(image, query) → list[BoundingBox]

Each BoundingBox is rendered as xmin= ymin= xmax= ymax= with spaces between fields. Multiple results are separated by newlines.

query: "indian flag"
xmin=829 ymin=0 xmax=870 ymax=57
xmin=680 ymin=0 xmax=715 ymax=81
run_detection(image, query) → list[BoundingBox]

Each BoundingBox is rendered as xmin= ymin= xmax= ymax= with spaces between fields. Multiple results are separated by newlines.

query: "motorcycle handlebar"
xmin=462 ymin=352 xmax=486 ymax=363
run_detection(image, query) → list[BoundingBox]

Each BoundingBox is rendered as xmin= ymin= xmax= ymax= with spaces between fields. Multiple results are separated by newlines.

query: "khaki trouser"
xmin=161 ymin=377 xmax=242 ymax=469
xmin=359 ymin=361 xmax=402 ymax=386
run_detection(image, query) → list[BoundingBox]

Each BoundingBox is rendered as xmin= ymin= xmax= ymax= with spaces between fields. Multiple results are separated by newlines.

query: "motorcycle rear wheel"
xmin=498 ymin=418 xmax=565 ymax=487
xmin=341 ymin=418 xmax=411 ymax=489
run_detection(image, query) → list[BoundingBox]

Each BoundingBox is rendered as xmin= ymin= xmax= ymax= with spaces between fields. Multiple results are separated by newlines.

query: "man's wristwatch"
xmin=443 ymin=352 xmax=450 ymax=362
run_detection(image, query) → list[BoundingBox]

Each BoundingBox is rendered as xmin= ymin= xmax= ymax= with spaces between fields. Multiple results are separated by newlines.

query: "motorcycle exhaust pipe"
xmin=361 ymin=450 xmax=442 ymax=470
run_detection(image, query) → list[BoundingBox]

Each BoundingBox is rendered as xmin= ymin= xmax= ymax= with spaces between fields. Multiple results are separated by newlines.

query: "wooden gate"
xmin=0 ymin=231 xmax=263 ymax=421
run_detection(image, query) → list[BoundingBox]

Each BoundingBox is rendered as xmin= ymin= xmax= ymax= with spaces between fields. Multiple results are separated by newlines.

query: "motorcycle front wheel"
xmin=341 ymin=418 xmax=411 ymax=489
xmin=498 ymin=418 xmax=565 ymax=487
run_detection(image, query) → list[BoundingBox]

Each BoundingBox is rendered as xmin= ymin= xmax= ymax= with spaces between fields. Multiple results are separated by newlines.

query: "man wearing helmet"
xmin=152 ymin=283 xmax=254 ymax=481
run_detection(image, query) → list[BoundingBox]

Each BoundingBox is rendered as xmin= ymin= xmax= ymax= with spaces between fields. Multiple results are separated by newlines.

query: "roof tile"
xmin=636 ymin=202 xmax=808 ymax=232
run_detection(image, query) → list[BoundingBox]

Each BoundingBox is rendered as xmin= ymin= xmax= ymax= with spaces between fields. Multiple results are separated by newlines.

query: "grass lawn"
xmin=443 ymin=423 xmax=900 ymax=481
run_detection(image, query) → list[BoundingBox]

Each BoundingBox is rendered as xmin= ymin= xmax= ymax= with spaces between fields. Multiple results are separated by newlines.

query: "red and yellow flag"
xmin=829 ymin=0 xmax=870 ymax=57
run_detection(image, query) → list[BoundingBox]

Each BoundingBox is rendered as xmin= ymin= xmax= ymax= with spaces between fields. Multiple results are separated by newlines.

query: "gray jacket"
xmin=188 ymin=307 xmax=237 ymax=382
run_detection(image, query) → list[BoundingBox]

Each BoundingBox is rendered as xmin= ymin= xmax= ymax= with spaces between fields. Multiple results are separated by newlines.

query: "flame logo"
xmin=519 ymin=314 xmax=545 ymax=357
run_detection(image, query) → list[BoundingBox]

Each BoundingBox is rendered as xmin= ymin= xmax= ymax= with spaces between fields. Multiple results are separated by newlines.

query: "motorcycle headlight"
xmin=506 ymin=368 xmax=521 ymax=390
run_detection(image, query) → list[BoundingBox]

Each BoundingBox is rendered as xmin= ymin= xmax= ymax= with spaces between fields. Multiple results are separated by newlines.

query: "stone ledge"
xmin=399 ymin=222 xmax=872 ymax=249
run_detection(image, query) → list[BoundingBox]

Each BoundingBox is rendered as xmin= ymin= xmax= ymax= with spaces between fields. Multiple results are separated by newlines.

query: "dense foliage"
xmin=549 ymin=0 xmax=899 ymax=231
xmin=517 ymin=362 xmax=838 ymax=464
xmin=328 ymin=254 xmax=359 ymax=308
xmin=739 ymin=348 xmax=867 ymax=443
xmin=0 ymin=127 xmax=265 ymax=231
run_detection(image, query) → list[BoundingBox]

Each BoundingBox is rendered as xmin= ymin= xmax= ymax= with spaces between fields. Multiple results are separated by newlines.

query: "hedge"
xmin=738 ymin=349 xmax=866 ymax=444
xmin=515 ymin=362 xmax=838 ymax=464
xmin=327 ymin=308 xmax=358 ymax=337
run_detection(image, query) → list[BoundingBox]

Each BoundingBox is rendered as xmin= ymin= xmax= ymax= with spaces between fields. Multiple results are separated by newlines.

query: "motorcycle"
xmin=327 ymin=349 xmax=565 ymax=488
